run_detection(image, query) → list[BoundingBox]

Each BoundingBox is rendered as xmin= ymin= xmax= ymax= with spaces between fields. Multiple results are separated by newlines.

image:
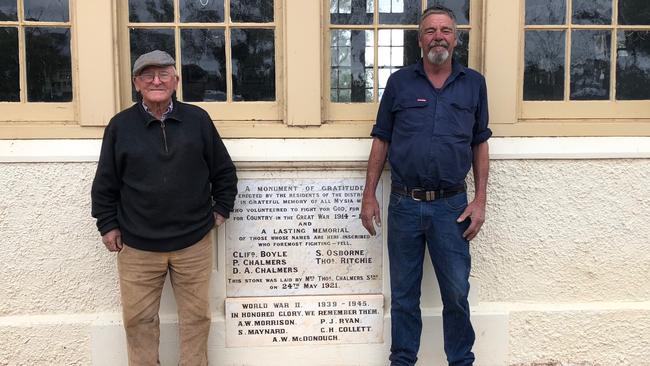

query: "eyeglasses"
xmin=138 ymin=71 xmax=174 ymax=82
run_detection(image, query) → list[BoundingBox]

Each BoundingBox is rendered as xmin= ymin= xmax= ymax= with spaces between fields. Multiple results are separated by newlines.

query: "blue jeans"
xmin=387 ymin=191 xmax=475 ymax=366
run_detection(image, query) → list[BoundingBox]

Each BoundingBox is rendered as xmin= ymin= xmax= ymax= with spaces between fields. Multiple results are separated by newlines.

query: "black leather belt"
xmin=391 ymin=183 xmax=466 ymax=202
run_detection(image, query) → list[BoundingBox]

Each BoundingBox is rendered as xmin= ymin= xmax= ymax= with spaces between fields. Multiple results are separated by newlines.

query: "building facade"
xmin=1 ymin=0 xmax=649 ymax=365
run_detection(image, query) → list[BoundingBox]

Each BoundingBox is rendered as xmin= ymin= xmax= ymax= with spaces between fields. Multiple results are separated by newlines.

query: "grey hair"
xmin=418 ymin=5 xmax=457 ymax=36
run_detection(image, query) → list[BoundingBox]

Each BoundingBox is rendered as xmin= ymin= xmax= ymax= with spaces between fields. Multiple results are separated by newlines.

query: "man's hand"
xmin=102 ymin=228 xmax=123 ymax=252
xmin=361 ymin=195 xmax=381 ymax=236
xmin=214 ymin=212 xmax=226 ymax=226
xmin=457 ymin=199 xmax=486 ymax=241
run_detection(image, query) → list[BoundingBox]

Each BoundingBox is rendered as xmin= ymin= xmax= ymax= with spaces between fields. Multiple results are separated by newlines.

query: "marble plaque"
xmin=225 ymin=178 xmax=383 ymax=297
xmin=226 ymin=294 xmax=384 ymax=347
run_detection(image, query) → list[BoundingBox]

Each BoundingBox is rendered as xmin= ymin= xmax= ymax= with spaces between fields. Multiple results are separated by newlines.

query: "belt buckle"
xmin=410 ymin=188 xmax=423 ymax=201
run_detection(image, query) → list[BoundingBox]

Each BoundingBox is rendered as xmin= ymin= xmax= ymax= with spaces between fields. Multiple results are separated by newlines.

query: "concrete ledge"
xmin=1 ymin=137 xmax=650 ymax=163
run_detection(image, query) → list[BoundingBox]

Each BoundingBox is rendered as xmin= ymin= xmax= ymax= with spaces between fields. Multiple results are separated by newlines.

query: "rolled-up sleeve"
xmin=472 ymin=76 xmax=492 ymax=146
xmin=370 ymin=78 xmax=396 ymax=142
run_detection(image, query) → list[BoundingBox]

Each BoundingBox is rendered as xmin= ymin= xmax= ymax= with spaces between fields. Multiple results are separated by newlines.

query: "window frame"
xmin=519 ymin=0 xmax=650 ymax=121
xmin=323 ymin=0 xmax=485 ymax=124
xmin=482 ymin=0 xmax=650 ymax=136
xmin=0 ymin=0 xmax=76 ymax=123
xmin=116 ymin=0 xmax=284 ymax=125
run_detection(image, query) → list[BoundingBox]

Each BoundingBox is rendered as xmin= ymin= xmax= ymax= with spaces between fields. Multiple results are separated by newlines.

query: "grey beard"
xmin=427 ymin=48 xmax=450 ymax=65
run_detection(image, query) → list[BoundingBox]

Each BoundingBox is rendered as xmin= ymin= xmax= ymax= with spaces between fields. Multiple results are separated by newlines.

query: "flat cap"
xmin=133 ymin=50 xmax=175 ymax=76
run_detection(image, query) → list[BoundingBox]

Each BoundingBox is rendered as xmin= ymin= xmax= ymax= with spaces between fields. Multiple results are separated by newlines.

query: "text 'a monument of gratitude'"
xmin=225 ymin=178 xmax=384 ymax=347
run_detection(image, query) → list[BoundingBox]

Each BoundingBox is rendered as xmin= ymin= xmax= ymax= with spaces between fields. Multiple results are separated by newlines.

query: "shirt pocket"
xmin=434 ymin=101 xmax=475 ymax=139
xmin=392 ymin=99 xmax=430 ymax=134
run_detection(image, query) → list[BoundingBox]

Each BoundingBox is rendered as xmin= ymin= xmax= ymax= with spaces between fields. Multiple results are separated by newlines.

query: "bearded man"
xmin=360 ymin=5 xmax=491 ymax=366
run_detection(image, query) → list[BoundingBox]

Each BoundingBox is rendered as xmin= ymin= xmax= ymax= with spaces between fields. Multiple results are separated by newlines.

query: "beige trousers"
xmin=117 ymin=233 xmax=213 ymax=366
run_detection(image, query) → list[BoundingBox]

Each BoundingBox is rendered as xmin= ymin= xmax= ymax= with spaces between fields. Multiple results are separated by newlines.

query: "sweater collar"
xmin=138 ymin=100 xmax=183 ymax=125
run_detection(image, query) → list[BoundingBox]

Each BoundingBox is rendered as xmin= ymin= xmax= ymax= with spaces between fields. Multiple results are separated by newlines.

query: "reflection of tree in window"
xmin=524 ymin=31 xmax=565 ymax=101
xmin=427 ymin=0 xmax=470 ymax=25
xmin=231 ymin=29 xmax=275 ymax=101
xmin=0 ymin=27 xmax=19 ymax=101
xmin=26 ymin=27 xmax=72 ymax=102
xmin=23 ymin=0 xmax=69 ymax=22
xmin=618 ymin=0 xmax=650 ymax=26
xmin=231 ymin=0 xmax=273 ymax=22
xmin=617 ymin=31 xmax=650 ymax=100
xmin=572 ymin=0 xmax=611 ymax=25
xmin=0 ymin=0 xmax=17 ymax=21
xmin=180 ymin=0 xmax=224 ymax=23
xmin=181 ymin=29 xmax=226 ymax=102
xmin=570 ymin=30 xmax=610 ymax=100
xmin=129 ymin=0 xmax=173 ymax=23
xmin=525 ymin=0 xmax=565 ymax=25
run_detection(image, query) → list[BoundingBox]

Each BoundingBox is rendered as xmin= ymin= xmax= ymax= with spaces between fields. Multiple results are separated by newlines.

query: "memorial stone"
xmin=225 ymin=178 xmax=384 ymax=346
xmin=226 ymin=178 xmax=383 ymax=297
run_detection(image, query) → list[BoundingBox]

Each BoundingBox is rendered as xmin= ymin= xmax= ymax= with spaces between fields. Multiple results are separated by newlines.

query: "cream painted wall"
xmin=1 ymin=149 xmax=649 ymax=365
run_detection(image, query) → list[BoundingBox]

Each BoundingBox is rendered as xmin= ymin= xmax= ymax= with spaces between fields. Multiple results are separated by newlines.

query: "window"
xmin=520 ymin=0 xmax=650 ymax=120
xmin=0 ymin=0 xmax=74 ymax=122
xmin=326 ymin=0 xmax=482 ymax=122
xmin=119 ymin=0 xmax=281 ymax=122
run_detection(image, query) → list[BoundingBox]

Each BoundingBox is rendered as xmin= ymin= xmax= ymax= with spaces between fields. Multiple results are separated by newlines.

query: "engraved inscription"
xmin=225 ymin=178 xmax=383 ymax=297
xmin=226 ymin=295 xmax=384 ymax=347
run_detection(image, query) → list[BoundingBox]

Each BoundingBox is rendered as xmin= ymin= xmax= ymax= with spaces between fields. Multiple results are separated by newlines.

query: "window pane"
xmin=130 ymin=28 xmax=175 ymax=68
xmin=524 ymin=30 xmax=565 ymax=100
xmin=231 ymin=28 xmax=275 ymax=101
xmin=231 ymin=0 xmax=274 ymax=22
xmin=616 ymin=31 xmax=650 ymax=100
xmin=25 ymin=27 xmax=72 ymax=102
xmin=570 ymin=30 xmax=610 ymax=100
xmin=377 ymin=29 xmax=418 ymax=96
xmin=525 ymin=0 xmax=565 ymax=25
xmin=379 ymin=0 xmax=420 ymax=25
xmin=454 ymin=29 xmax=469 ymax=67
xmin=330 ymin=0 xmax=374 ymax=25
xmin=0 ymin=27 xmax=19 ymax=101
xmin=0 ymin=0 xmax=17 ymax=21
xmin=23 ymin=0 xmax=68 ymax=22
xmin=572 ymin=0 xmax=611 ymax=25
xmin=130 ymin=28 xmax=175 ymax=100
xmin=618 ymin=0 xmax=650 ymax=25
xmin=427 ymin=0 xmax=470 ymax=25
xmin=180 ymin=0 xmax=224 ymax=23
xmin=181 ymin=29 xmax=226 ymax=102
xmin=331 ymin=30 xmax=374 ymax=102
xmin=377 ymin=29 xmax=419 ymax=67
xmin=129 ymin=0 xmax=173 ymax=23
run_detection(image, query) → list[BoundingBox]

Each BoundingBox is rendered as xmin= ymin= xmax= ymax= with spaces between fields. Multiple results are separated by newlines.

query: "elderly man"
xmin=91 ymin=50 xmax=237 ymax=365
xmin=361 ymin=6 xmax=491 ymax=366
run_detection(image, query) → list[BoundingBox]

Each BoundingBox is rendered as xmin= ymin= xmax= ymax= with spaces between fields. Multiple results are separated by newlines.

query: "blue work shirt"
xmin=371 ymin=59 xmax=491 ymax=190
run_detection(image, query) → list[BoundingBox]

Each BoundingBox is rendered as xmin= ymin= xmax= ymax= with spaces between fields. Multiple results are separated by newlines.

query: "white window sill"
xmin=0 ymin=137 xmax=649 ymax=163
